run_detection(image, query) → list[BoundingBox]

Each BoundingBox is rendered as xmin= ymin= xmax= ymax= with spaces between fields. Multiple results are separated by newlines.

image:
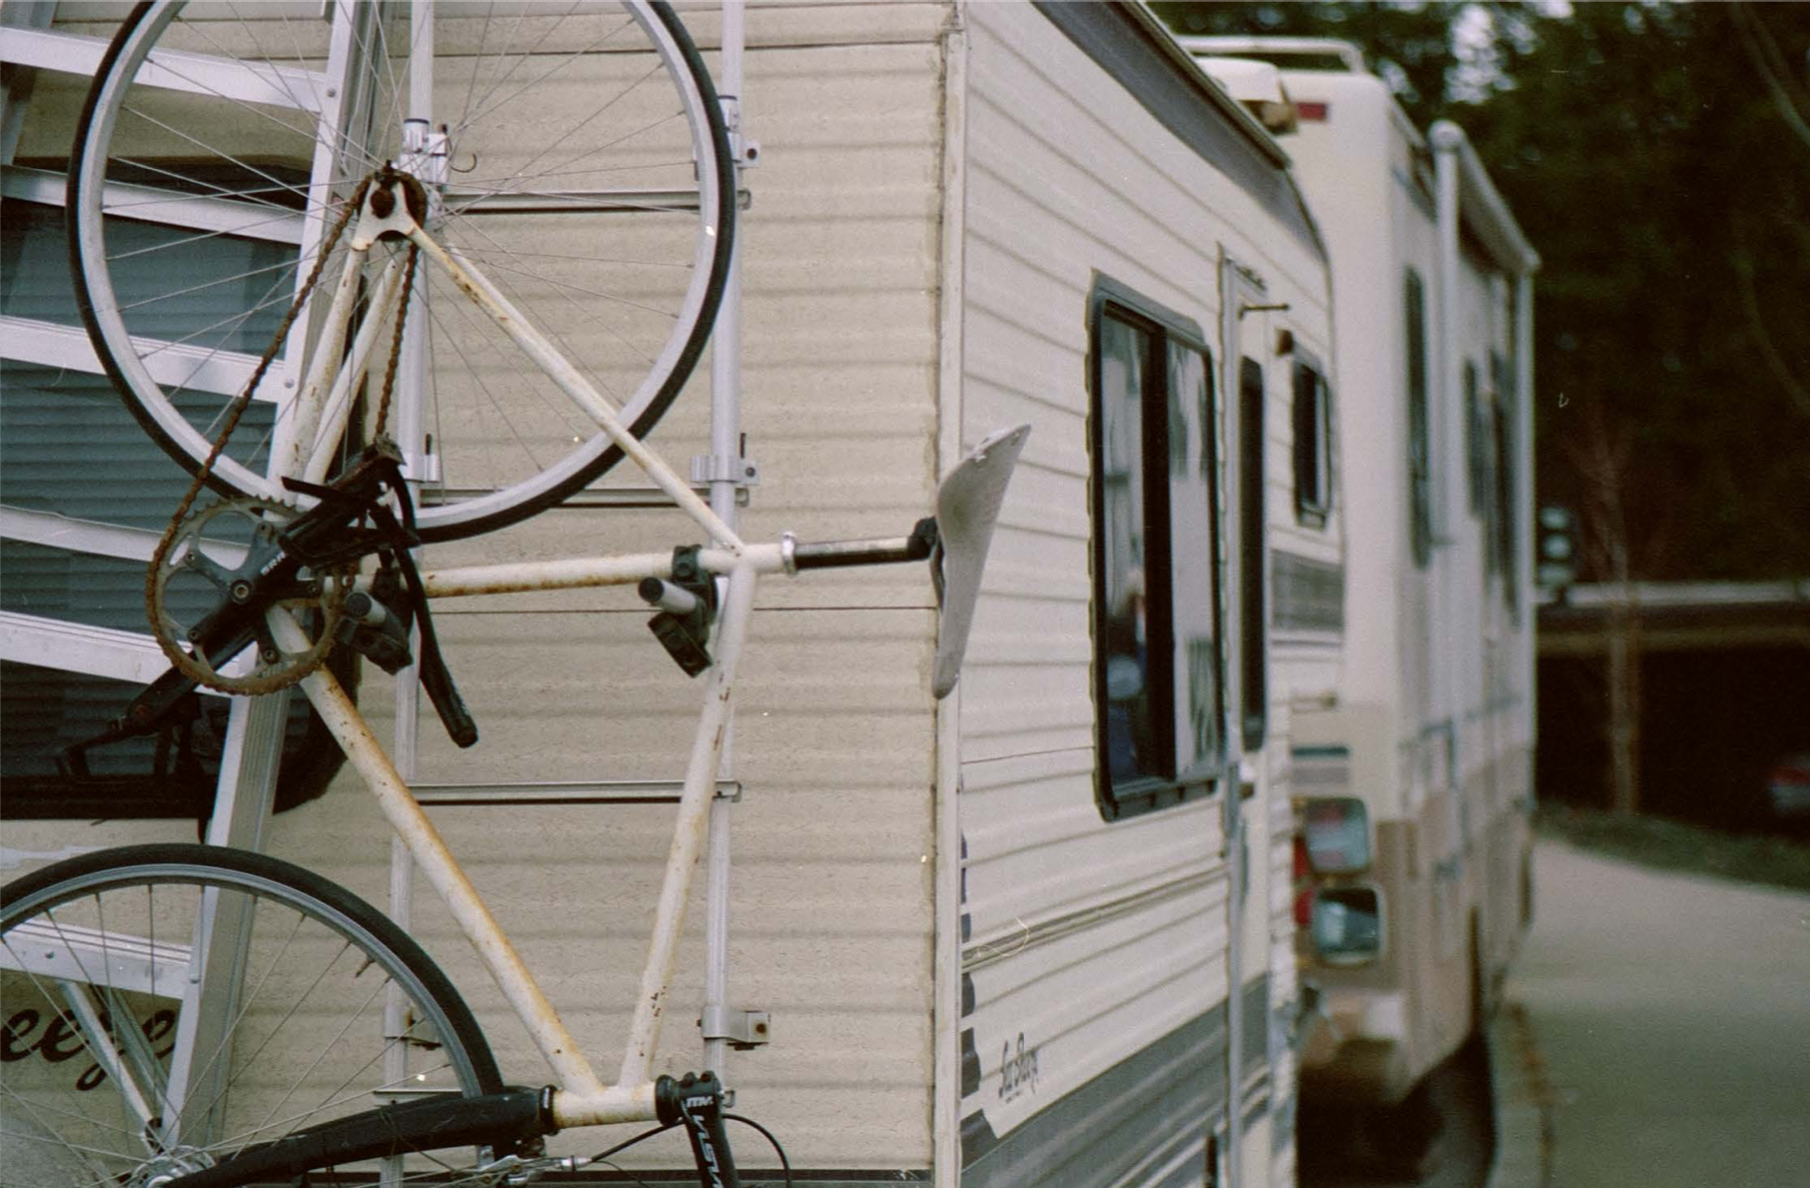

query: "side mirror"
xmin=1302 ymin=796 xmax=1371 ymax=875
xmin=1310 ymin=886 xmax=1383 ymax=965
xmin=931 ymin=424 xmax=1030 ymax=699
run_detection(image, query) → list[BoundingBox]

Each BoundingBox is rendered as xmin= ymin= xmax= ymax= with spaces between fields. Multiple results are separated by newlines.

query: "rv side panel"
xmin=268 ymin=6 xmax=955 ymax=1174
xmin=951 ymin=5 xmax=1332 ymax=1186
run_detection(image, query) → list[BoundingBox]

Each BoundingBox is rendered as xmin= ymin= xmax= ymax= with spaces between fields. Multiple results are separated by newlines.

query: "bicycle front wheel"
xmin=1 ymin=844 xmax=502 ymax=1187
xmin=68 ymin=0 xmax=734 ymax=541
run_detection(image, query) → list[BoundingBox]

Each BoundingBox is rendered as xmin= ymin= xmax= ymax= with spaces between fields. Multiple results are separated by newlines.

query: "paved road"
xmin=1506 ymin=840 xmax=1810 ymax=1187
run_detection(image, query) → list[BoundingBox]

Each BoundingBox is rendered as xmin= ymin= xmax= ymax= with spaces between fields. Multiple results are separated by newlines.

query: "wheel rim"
xmin=70 ymin=0 xmax=732 ymax=541
xmin=1 ymin=853 xmax=492 ymax=1186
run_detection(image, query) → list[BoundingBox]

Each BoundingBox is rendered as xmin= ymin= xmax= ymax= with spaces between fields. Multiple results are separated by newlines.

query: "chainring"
xmin=149 ymin=497 xmax=355 ymax=695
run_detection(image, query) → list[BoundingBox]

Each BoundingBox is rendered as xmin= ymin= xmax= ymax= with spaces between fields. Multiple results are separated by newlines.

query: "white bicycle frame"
xmin=244 ymin=171 xmax=1023 ymax=1136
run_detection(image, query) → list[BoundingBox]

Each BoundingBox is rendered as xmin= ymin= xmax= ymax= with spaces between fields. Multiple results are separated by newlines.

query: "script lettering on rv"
xmin=1 ymin=1007 xmax=176 ymax=1090
xmin=998 ymin=1032 xmax=1041 ymax=1102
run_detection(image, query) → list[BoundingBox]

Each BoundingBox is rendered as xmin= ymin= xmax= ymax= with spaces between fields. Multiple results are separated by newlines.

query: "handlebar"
xmin=417 ymin=519 xmax=939 ymax=599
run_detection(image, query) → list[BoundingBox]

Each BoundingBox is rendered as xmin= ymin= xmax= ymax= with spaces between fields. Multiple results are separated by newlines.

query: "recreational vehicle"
xmin=1185 ymin=36 xmax=1540 ymax=1165
xmin=0 ymin=3 xmax=1341 ymax=1187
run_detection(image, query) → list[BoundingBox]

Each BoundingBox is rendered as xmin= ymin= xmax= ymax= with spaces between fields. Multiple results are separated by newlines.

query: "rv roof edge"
xmin=1173 ymin=34 xmax=1368 ymax=74
xmin=1118 ymin=3 xmax=1293 ymax=167
xmin=1429 ymin=120 xmax=1542 ymax=276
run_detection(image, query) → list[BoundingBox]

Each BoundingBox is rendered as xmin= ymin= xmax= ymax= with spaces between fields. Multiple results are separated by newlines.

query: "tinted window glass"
xmin=1405 ymin=269 xmax=1431 ymax=568
xmin=1090 ymin=282 xmax=1224 ymax=820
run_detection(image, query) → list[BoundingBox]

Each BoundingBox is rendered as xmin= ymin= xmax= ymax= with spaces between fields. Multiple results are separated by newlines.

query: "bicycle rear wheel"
xmin=68 ymin=0 xmax=734 ymax=541
xmin=1 ymin=844 xmax=501 ymax=1186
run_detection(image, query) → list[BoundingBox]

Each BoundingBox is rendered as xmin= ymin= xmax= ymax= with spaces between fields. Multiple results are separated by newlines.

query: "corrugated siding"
xmin=161 ymin=3 xmax=946 ymax=1174
xmin=0 ymin=198 xmax=319 ymax=795
xmin=954 ymin=2 xmax=1330 ymax=1170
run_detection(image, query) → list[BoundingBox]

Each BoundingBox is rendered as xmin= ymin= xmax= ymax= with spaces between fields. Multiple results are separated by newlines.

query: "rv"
xmin=1185 ymin=36 xmax=1540 ymax=1167
xmin=0 ymin=4 xmax=1345 ymax=1186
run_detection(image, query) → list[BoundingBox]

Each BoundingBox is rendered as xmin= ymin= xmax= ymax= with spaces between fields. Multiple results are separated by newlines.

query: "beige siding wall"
xmin=334 ymin=6 xmax=950 ymax=1170
xmin=0 ymin=1 xmax=952 ymax=1172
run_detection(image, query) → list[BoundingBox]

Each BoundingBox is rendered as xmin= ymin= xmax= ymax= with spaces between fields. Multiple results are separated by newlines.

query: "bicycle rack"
xmin=366 ymin=0 xmax=768 ymax=1092
xmin=134 ymin=4 xmax=769 ymax=1166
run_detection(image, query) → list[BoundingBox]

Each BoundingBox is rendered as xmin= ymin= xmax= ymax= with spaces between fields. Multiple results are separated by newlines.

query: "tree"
xmin=1155 ymin=2 xmax=1810 ymax=816
xmin=1154 ymin=1 xmax=1810 ymax=581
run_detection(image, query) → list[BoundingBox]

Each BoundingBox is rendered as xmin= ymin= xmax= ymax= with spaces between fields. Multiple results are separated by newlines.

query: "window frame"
xmin=1465 ymin=358 xmax=1490 ymax=521
xmin=1491 ymin=350 xmax=1520 ymax=619
xmin=1239 ymin=355 xmax=1268 ymax=753
xmin=1087 ymin=276 xmax=1228 ymax=822
xmin=1404 ymin=268 xmax=1432 ymax=568
xmin=1291 ymin=346 xmax=1333 ymax=528
xmin=0 ymin=179 xmax=345 ymax=821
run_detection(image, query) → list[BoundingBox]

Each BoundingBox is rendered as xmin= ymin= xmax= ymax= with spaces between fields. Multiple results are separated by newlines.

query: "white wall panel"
xmin=952 ymin=8 xmax=1331 ymax=1183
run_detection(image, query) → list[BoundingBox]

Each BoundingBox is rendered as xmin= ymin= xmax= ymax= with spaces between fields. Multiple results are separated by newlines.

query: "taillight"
xmin=1311 ymin=885 xmax=1384 ymax=965
xmin=1293 ymin=835 xmax=1314 ymax=927
xmin=1302 ymin=797 xmax=1371 ymax=875
xmin=1294 ymin=885 xmax=1315 ymax=929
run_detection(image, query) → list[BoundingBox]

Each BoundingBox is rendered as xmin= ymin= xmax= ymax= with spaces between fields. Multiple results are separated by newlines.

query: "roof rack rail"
xmin=1172 ymin=36 xmax=1367 ymax=74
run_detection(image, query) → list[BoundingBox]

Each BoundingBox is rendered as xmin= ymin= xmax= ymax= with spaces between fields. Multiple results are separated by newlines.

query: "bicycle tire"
xmin=1 ymin=843 xmax=503 ymax=1186
xmin=67 ymin=0 xmax=735 ymax=542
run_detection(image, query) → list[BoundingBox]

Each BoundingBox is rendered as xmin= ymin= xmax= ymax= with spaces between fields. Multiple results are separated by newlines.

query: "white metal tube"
xmin=931 ymin=16 xmax=969 ymax=1181
xmin=409 ymin=2 xmax=434 ymax=129
xmin=387 ymin=74 xmax=440 ymax=1168
xmin=277 ymin=0 xmax=358 ymax=399
xmin=57 ymin=982 xmax=158 ymax=1140
xmin=1435 ymin=134 xmax=1464 ymax=798
xmin=164 ymin=691 xmax=290 ymax=1147
xmin=419 ymin=544 xmax=786 ymax=599
xmin=618 ymin=562 xmax=759 ymax=1086
xmin=276 ymin=612 xmax=607 ymax=1098
xmin=270 ymin=238 xmax=369 ymax=483
xmin=548 ymin=1083 xmax=660 ymax=1129
xmin=304 ymin=257 xmax=407 ymax=485
xmin=1515 ymin=270 xmax=1537 ymax=699
xmin=404 ymin=225 xmax=744 ymax=552
xmin=701 ymin=0 xmax=748 ymax=1079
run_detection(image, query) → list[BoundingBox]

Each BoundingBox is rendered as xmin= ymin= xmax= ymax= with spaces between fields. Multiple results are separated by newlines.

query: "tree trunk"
xmin=1605 ymin=592 xmax=1641 ymax=815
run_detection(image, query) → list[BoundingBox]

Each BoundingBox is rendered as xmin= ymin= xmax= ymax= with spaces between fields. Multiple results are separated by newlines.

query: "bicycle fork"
xmin=660 ymin=1072 xmax=742 ymax=1188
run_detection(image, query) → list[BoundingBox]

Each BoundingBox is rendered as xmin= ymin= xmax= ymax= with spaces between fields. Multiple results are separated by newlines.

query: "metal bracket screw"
xmin=699 ymin=1006 xmax=770 ymax=1050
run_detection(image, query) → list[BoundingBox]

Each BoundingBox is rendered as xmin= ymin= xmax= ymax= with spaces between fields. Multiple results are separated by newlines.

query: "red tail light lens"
xmin=1293 ymin=835 xmax=1314 ymax=927
xmin=1302 ymin=797 xmax=1371 ymax=875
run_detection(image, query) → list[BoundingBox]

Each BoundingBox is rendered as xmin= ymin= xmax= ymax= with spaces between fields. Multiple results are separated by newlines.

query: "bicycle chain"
xmin=146 ymin=172 xmax=421 ymax=696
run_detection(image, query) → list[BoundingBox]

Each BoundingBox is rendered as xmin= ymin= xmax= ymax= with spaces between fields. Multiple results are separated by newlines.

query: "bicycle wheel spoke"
xmin=441 ymin=215 xmax=646 ymax=391
xmin=2 ymin=910 xmax=163 ymax=1149
xmin=3 ymin=847 xmax=500 ymax=1186
xmin=178 ymin=905 xmax=317 ymax=1132
xmin=424 ymin=283 xmax=563 ymax=480
xmin=237 ymin=945 xmax=392 ymax=1143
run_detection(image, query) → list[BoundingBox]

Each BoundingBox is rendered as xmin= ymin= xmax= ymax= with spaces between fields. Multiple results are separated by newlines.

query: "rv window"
xmin=0 ymin=179 xmax=346 ymax=821
xmin=1089 ymin=281 xmax=1224 ymax=822
xmin=1292 ymin=352 xmax=1332 ymax=527
xmin=1493 ymin=351 xmax=1519 ymax=616
xmin=1465 ymin=359 xmax=1490 ymax=521
xmin=1405 ymin=269 xmax=1432 ymax=568
xmin=1240 ymin=357 xmax=1268 ymax=752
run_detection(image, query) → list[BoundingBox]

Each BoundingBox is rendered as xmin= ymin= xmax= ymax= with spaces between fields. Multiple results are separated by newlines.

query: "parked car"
xmin=1766 ymin=752 xmax=1810 ymax=818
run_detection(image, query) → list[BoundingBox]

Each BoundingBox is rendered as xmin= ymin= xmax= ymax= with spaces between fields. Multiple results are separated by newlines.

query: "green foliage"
xmin=1154 ymin=2 xmax=1810 ymax=580
xmin=1538 ymin=806 xmax=1810 ymax=894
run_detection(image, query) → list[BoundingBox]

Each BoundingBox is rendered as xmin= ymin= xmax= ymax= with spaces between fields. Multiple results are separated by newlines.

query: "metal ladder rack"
xmin=375 ymin=0 xmax=763 ymax=1080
